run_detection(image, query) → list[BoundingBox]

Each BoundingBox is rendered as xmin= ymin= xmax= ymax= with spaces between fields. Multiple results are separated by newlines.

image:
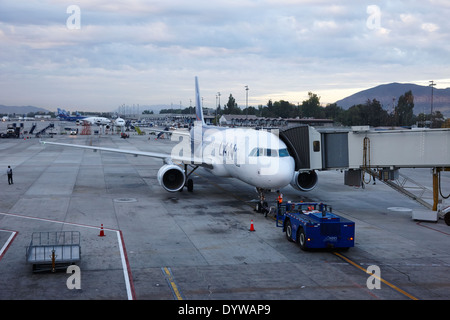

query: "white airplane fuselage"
xmin=79 ymin=117 xmax=111 ymax=125
xmin=114 ymin=118 xmax=126 ymax=127
xmin=188 ymin=124 xmax=295 ymax=190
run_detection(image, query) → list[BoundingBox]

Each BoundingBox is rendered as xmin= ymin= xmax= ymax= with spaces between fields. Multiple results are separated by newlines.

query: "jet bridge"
xmin=279 ymin=125 xmax=450 ymax=212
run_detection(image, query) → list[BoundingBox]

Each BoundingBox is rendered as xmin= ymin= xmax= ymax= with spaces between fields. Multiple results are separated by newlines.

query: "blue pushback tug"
xmin=276 ymin=202 xmax=355 ymax=250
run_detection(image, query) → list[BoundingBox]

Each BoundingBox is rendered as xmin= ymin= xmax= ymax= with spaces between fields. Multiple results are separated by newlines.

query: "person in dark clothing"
xmin=7 ymin=166 xmax=13 ymax=185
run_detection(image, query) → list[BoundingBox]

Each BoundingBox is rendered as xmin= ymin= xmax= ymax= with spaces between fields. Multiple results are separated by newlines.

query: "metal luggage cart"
xmin=26 ymin=231 xmax=81 ymax=272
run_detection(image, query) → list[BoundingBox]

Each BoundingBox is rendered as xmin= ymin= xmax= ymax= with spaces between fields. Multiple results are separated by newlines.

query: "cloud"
xmin=0 ymin=0 xmax=450 ymax=111
xmin=421 ymin=22 xmax=439 ymax=32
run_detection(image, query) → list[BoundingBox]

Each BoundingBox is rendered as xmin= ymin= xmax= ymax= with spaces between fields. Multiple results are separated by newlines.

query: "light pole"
xmin=429 ymin=80 xmax=436 ymax=128
xmin=217 ymin=92 xmax=221 ymax=126
xmin=245 ymin=85 xmax=249 ymax=119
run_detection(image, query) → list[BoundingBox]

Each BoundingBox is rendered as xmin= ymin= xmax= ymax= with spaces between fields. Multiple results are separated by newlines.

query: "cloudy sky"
xmin=1 ymin=0 xmax=450 ymax=113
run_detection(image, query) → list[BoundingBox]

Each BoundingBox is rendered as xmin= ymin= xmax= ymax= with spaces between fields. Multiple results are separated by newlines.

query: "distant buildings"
xmin=138 ymin=113 xmax=334 ymax=128
xmin=218 ymin=114 xmax=334 ymax=128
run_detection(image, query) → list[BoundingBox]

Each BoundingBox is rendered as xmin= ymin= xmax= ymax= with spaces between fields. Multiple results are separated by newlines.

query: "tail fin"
xmin=57 ymin=108 xmax=66 ymax=118
xmin=195 ymin=76 xmax=205 ymax=124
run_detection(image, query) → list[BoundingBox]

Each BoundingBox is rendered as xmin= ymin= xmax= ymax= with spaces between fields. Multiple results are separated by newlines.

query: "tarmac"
xmin=0 ymin=121 xmax=449 ymax=300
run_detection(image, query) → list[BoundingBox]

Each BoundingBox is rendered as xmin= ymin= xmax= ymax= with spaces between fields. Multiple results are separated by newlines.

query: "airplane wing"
xmin=39 ymin=140 xmax=212 ymax=167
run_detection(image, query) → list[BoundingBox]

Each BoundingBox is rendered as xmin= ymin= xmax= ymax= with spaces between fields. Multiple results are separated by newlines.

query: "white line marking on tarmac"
xmin=0 ymin=212 xmax=135 ymax=300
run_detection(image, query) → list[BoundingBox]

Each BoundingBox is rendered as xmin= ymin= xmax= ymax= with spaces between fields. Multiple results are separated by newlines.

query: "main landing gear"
xmin=181 ymin=163 xmax=199 ymax=192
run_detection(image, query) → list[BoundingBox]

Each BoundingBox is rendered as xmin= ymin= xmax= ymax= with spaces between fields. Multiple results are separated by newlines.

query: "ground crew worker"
xmin=7 ymin=165 xmax=13 ymax=185
xmin=277 ymin=190 xmax=283 ymax=207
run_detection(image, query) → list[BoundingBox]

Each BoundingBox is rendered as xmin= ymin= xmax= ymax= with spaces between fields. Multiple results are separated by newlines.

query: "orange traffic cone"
xmin=249 ymin=220 xmax=255 ymax=232
xmin=99 ymin=224 xmax=105 ymax=237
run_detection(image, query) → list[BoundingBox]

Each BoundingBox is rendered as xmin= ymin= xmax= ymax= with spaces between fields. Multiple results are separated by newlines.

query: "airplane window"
xmin=249 ymin=148 xmax=289 ymax=157
xmin=279 ymin=148 xmax=290 ymax=157
xmin=249 ymin=148 xmax=258 ymax=157
xmin=249 ymin=148 xmax=265 ymax=157
xmin=248 ymin=148 xmax=289 ymax=157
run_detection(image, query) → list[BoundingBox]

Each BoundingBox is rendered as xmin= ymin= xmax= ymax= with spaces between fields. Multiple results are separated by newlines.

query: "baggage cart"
xmin=26 ymin=231 xmax=81 ymax=272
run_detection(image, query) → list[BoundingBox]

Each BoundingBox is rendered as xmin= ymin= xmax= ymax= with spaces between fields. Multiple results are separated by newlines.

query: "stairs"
xmin=367 ymin=169 xmax=433 ymax=210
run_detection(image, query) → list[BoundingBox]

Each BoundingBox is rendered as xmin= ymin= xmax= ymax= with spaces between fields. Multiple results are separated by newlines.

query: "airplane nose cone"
xmin=256 ymin=156 xmax=295 ymax=189
xmin=277 ymin=157 xmax=295 ymax=186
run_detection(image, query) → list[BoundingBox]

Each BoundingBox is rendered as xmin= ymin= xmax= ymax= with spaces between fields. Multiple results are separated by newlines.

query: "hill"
xmin=335 ymin=83 xmax=450 ymax=117
xmin=0 ymin=105 xmax=50 ymax=115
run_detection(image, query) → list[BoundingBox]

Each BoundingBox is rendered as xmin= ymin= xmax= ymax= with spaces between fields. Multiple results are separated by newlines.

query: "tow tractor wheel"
xmin=445 ymin=212 xmax=450 ymax=226
xmin=298 ymin=227 xmax=307 ymax=251
xmin=285 ymin=220 xmax=294 ymax=242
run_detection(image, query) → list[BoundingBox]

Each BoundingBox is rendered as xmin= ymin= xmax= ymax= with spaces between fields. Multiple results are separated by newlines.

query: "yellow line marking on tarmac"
xmin=189 ymin=165 xmax=419 ymax=300
xmin=333 ymin=252 xmax=419 ymax=300
xmin=162 ymin=267 xmax=184 ymax=300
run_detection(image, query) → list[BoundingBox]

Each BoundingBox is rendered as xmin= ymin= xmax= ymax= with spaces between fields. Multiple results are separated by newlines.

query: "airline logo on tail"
xmin=57 ymin=108 xmax=85 ymax=121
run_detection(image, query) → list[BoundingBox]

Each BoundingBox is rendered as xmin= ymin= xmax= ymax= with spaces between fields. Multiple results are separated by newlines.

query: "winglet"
xmin=195 ymin=76 xmax=205 ymax=124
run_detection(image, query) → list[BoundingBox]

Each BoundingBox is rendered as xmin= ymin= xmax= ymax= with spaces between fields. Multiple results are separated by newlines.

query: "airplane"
xmin=57 ymin=108 xmax=86 ymax=122
xmin=57 ymin=108 xmax=111 ymax=126
xmin=114 ymin=117 xmax=126 ymax=127
xmin=79 ymin=116 xmax=111 ymax=126
xmin=152 ymin=126 xmax=174 ymax=139
xmin=42 ymin=77 xmax=318 ymax=209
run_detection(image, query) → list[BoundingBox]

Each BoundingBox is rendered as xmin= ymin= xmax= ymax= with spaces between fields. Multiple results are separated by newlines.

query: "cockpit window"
xmin=249 ymin=148 xmax=259 ymax=157
xmin=266 ymin=149 xmax=275 ymax=157
xmin=249 ymin=148 xmax=290 ymax=157
xmin=279 ymin=148 xmax=290 ymax=157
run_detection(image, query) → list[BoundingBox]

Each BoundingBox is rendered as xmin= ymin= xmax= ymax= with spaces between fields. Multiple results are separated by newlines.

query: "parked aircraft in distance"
xmin=114 ymin=117 xmax=126 ymax=127
xmin=57 ymin=108 xmax=111 ymax=125
xmin=57 ymin=108 xmax=85 ymax=122
xmin=80 ymin=116 xmax=111 ymax=126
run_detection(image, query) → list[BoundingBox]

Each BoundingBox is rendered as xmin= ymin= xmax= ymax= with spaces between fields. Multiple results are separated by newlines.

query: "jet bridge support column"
xmin=433 ymin=167 xmax=450 ymax=211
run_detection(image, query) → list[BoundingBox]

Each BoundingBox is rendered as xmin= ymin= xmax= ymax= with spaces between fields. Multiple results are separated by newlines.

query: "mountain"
xmin=0 ymin=105 xmax=51 ymax=115
xmin=335 ymin=83 xmax=450 ymax=117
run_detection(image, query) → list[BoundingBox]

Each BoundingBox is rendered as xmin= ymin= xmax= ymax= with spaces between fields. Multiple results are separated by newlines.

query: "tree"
xmin=301 ymin=92 xmax=324 ymax=118
xmin=432 ymin=111 xmax=445 ymax=128
xmin=324 ymin=103 xmax=344 ymax=122
xmin=365 ymin=99 xmax=387 ymax=126
xmin=181 ymin=106 xmax=195 ymax=115
xmin=395 ymin=90 xmax=414 ymax=126
xmin=339 ymin=99 xmax=388 ymax=126
xmin=272 ymin=100 xmax=297 ymax=118
xmin=242 ymin=106 xmax=258 ymax=116
xmin=224 ymin=94 xmax=241 ymax=114
xmin=260 ymin=100 xmax=274 ymax=118
xmin=342 ymin=104 xmax=364 ymax=125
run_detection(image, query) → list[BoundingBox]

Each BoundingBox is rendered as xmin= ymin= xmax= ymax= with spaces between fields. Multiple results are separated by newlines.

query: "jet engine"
xmin=157 ymin=164 xmax=186 ymax=192
xmin=290 ymin=170 xmax=318 ymax=192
